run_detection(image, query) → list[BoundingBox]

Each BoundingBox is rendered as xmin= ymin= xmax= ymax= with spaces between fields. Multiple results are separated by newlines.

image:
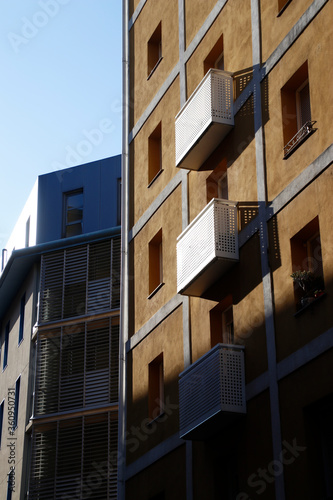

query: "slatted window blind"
xmin=29 ymin=412 xmax=118 ymax=500
xmin=34 ymin=318 xmax=119 ymax=416
xmin=39 ymin=238 xmax=121 ymax=323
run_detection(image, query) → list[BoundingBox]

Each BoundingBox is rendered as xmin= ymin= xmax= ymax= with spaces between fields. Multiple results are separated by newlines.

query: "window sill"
xmin=147 ymin=169 xmax=164 ymax=188
xmin=147 ymin=282 xmax=165 ymax=300
xmin=283 ymin=121 xmax=317 ymax=159
xmin=147 ymin=57 xmax=163 ymax=80
xmin=146 ymin=411 xmax=166 ymax=428
xmin=294 ymin=292 xmax=326 ymax=317
xmin=18 ymin=338 xmax=24 ymax=348
xmin=277 ymin=0 xmax=293 ymax=17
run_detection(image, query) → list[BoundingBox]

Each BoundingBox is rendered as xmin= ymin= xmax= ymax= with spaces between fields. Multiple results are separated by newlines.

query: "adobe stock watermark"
xmin=51 ymin=117 xmax=116 ymax=172
xmin=236 ymin=438 xmax=306 ymax=499
xmin=7 ymin=387 xmax=17 ymax=495
xmin=61 ymin=397 xmax=178 ymax=499
xmin=8 ymin=0 xmax=71 ymax=54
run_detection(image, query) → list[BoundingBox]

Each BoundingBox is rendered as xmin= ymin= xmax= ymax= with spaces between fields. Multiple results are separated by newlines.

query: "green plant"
xmin=290 ymin=270 xmax=315 ymax=292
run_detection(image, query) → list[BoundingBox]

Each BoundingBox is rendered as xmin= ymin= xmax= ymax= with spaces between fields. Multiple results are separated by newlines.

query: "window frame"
xmin=63 ymin=189 xmax=84 ymax=238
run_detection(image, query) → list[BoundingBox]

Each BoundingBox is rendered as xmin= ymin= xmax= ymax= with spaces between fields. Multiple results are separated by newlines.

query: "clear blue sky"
xmin=0 ymin=1 xmax=122 ymax=250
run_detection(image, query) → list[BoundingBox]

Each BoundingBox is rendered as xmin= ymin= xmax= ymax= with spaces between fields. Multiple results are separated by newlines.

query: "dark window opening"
xmin=148 ymin=122 xmax=162 ymax=185
xmin=204 ymin=34 xmax=224 ymax=74
xmin=64 ymin=190 xmax=83 ymax=238
xmin=148 ymin=229 xmax=163 ymax=296
xmin=148 ymin=22 xmax=162 ymax=77
xmin=290 ymin=216 xmax=325 ymax=311
xmin=148 ymin=353 xmax=164 ymax=420
xmin=18 ymin=293 xmax=26 ymax=345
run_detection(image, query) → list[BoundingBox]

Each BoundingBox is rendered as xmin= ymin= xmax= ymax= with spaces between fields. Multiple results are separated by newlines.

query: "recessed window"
xmin=1 ymin=249 xmax=7 ymax=271
xmin=218 ymin=173 xmax=228 ymax=200
xmin=281 ymin=61 xmax=316 ymax=158
xmin=13 ymin=376 xmax=21 ymax=429
xmin=147 ymin=22 xmax=162 ymax=77
xmin=204 ymin=34 xmax=224 ymax=74
xmin=18 ymin=293 xmax=25 ymax=345
xmin=64 ymin=190 xmax=83 ymax=238
xmin=148 ymin=353 xmax=164 ymax=420
xmin=0 ymin=400 xmax=4 ymax=448
xmin=148 ymin=229 xmax=163 ymax=296
xmin=3 ymin=322 xmax=9 ymax=370
xmin=148 ymin=123 xmax=162 ymax=185
xmin=206 ymin=161 xmax=228 ymax=202
xmin=290 ymin=216 xmax=325 ymax=310
xmin=25 ymin=216 xmax=30 ymax=248
xmin=210 ymin=295 xmax=234 ymax=347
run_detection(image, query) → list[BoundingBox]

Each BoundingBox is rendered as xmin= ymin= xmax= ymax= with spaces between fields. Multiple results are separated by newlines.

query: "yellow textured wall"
xmin=127 ymin=306 xmax=184 ymax=463
xmin=130 ymin=0 xmax=179 ymax=127
xmin=126 ymin=445 xmax=187 ymax=499
xmin=264 ymin=2 xmax=333 ymax=201
xmin=272 ymin=165 xmax=333 ymax=362
xmin=184 ymin=0 xmax=217 ymax=48
xmin=186 ymin=0 xmax=252 ymax=96
xmin=132 ymin=79 xmax=180 ymax=224
xmin=133 ymin=186 xmax=182 ymax=333
xmin=260 ymin=0 xmax=313 ymax=63
xmin=278 ymin=353 xmax=333 ymax=499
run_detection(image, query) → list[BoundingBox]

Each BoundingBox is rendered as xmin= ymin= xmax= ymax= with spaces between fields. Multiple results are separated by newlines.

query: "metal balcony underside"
xmin=179 ymin=344 xmax=246 ymax=440
xmin=177 ymin=199 xmax=239 ymax=296
xmin=175 ymin=69 xmax=234 ymax=170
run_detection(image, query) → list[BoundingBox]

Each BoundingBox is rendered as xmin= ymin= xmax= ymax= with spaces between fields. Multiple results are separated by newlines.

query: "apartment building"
xmin=120 ymin=0 xmax=333 ymax=499
xmin=0 ymin=156 xmax=121 ymax=499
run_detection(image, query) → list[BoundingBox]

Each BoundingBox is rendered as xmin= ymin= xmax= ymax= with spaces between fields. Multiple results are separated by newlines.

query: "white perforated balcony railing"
xmin=177 ymin=199 xmax=239 ymax=296
xmin=175 ymin=69 xmax=234 ymax=170
xmin=179 ymin=344 xmax=246 ymax=440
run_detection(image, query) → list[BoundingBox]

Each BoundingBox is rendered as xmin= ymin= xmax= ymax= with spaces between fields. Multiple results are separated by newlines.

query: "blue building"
xmin=0 ymin=156 xmax=121 ymax=499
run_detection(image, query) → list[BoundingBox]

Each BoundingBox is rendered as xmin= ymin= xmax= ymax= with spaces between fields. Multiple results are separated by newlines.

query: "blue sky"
xmin=0 ymin=1 xmax=122 ymax=250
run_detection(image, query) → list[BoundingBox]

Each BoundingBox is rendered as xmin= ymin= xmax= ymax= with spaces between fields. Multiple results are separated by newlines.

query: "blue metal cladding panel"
xmin=36 ymin=155 xmax=121 ymax=244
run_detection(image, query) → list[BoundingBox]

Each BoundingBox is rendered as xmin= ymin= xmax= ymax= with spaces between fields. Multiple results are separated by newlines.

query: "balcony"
xmin=177 ymin=199 xmax=239 ymax=296
xmin=179 ymin=344 xmax=246 ymax=440
xmin=175 ymin=69 xmax=234 ymax=170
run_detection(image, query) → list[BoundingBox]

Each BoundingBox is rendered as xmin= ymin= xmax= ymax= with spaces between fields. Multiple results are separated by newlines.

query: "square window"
xmin=147 ymin=22 xmax=162 ymax=77
xmin=148 ymin=123 xmax=162 ymax=185
xmin=148 ymin=353 xmax=164 ymax=420
xmin=148 ymin=229 xmax=163 ymax=296
xmin=281 ymin=61 xmax=316 ymax=158
xmin=64 ymin=190 xmax=83 ymax=238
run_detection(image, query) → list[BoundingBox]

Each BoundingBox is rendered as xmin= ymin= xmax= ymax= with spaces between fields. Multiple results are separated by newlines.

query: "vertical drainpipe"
xmin=251 ymin=0 xmax=286 ymax=498
xmin=118 ymin=0 xmax=129 ymax=498
xmin=178 ymin=1 xmax=193 ymax=499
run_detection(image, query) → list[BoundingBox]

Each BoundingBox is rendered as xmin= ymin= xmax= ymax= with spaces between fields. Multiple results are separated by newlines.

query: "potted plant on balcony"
xmin=290 ymin=270 xmax=324 ymax=309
